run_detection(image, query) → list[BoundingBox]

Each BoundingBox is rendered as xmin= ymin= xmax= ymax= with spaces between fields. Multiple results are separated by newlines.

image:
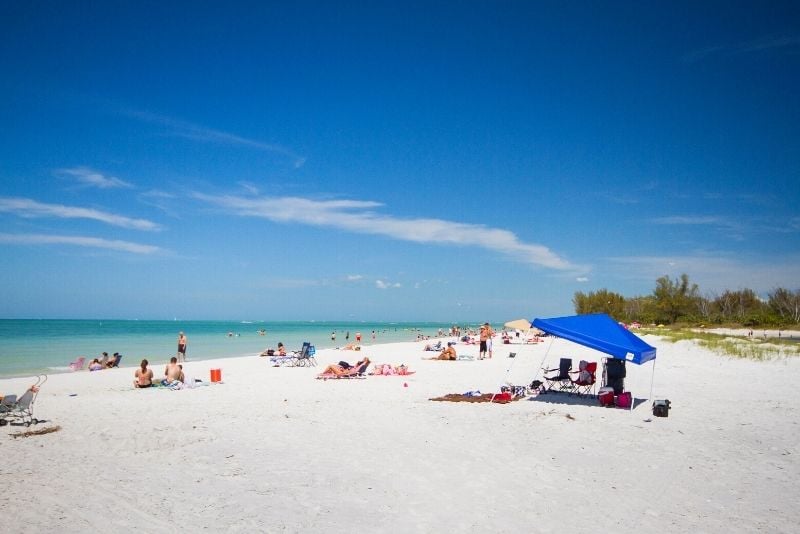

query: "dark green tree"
xmin=573 ymin=289 xmax=626 ymax=319
xmin=652 ymin=274 xmax=700 ymax=324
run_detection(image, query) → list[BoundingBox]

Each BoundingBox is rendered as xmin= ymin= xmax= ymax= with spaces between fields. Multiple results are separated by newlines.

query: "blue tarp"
xmin=531 ymin=313 xmax=656 ymax=365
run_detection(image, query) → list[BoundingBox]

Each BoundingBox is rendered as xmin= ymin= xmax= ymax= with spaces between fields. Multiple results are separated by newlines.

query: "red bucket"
xmin=210 ymin=368 xmax=222 ymax=382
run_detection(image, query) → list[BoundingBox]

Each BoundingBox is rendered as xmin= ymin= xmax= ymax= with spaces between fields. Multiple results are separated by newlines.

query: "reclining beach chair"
xmin=570 ymin=361 xmax=597 ymax=396
xmin=542 ymin=358 xmax=574 ymax=393
xmin=0 ymin=375 xmax=46 ymax=426
xmin=317 ymin=360 xmax=370 ymax=380
xmin=68 ymin=356 xmax=86 ymax=371
xmin=109 ymin=354 xmax=122 ymax=368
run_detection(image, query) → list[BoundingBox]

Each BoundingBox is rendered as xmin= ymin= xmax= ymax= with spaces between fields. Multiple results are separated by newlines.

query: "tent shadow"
xmin=528 ymin=392 xmax=648 ymax=410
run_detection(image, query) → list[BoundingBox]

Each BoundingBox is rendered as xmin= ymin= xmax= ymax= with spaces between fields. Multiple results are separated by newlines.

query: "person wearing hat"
xmin=479 ymin=325 xmax=490 ymax=360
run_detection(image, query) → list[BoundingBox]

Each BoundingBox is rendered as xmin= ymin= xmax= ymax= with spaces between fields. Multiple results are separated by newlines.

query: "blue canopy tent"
xmin=531 ymin=313 xmax=657 ymax=408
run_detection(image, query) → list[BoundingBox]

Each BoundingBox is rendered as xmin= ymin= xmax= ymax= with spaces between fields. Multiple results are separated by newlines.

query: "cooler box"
xmin=210 ymin=368 xmax=222 ymax=382
xmin=653 ymin=399 xmax=671 ymax=417
xmin=598 ymin=386 xmax=615 ymax=406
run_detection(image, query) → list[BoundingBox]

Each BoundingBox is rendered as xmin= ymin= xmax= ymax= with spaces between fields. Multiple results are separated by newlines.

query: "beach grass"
xmin=641 ymin=327 xmax=800 ymax=360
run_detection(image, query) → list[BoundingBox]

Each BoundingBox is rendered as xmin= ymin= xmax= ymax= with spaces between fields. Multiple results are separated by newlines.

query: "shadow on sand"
xmin=527 ymin=391 xmax=648 ymax=410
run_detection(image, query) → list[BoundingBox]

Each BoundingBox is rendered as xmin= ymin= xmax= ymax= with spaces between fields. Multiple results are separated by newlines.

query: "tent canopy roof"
xmin=531 ymin=313 xmax=656 ymax=365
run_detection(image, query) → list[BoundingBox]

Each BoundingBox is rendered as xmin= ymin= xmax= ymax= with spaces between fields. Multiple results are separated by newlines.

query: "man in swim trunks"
xmin=177 ymin=332 xmax=187 ymax=362
xmin=164 ymin=356 xmax=184 ymax=383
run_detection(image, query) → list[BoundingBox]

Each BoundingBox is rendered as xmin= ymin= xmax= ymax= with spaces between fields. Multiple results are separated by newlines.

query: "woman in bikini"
xmin=134 ymin=359 xmax=154 ymax=388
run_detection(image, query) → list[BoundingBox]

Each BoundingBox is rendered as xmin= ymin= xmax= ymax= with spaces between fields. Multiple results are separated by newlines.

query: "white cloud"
xmin=0 ymin=197 xmax=161 ymax=231
xmin=123 ymin=110 xmax=305 ymax=168
xmin=346 ymin=274 xmax=364 ymax=281
xmin=0 ymin=233 xmax=160 ymax=254
xmin=375 ymin=280 xmax=401 ymax=289
xmin=57 ymin=167 xmax=133 ymax=189
xmin=194 ymin=193 xmax=576 ymax=270
xmin=576 ymin=277 xmax=589 ymax=282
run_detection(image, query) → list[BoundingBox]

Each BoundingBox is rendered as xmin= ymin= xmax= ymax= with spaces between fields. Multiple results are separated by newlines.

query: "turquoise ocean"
xmin=0 ymin=320 xmax=466 ymax=378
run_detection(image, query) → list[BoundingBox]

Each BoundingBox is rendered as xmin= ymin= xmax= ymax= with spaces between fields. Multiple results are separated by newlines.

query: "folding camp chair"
xmin=570 ymin=361 xmax=597 ymax=396
xmin=291 ymin=342 xmax=316 ymax=367
xmin=542 ymin=358 xmax=574 ymax=393
xmin=68 ymin=356 xmax=86 ymax=371
xmin=602 ymin=357 xmax=626 ymax=394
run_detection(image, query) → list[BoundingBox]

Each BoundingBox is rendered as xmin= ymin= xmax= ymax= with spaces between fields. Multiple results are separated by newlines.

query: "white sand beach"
xmin=2 ymin=335 xmax=799 ymax=533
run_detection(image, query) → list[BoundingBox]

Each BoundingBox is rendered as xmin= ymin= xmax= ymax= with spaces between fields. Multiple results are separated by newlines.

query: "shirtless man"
xmin=479 ymin=326 xmax=489 ymax=360
xmin=177 ymin=332 xmax=187 ymax=362
xmin=164 ymin=357 xmax=184 ymax=383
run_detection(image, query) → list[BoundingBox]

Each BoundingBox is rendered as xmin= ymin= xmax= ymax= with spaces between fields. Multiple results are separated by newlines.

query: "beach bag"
xmin=616 ymin=391 xmax=632 ymax=409
xmin=653 ymin=399 xmax=671 ymax=417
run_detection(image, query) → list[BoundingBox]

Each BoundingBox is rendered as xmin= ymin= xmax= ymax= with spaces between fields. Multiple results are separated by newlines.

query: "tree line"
xmin=573 ymin=274 xmax=800 ymax=326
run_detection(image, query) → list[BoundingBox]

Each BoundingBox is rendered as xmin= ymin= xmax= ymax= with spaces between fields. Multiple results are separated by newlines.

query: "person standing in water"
xmin=177 ymin=331 xmax=188 ymax=362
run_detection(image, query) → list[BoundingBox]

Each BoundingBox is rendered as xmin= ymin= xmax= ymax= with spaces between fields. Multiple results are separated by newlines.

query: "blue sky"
xmin=1 ymin=1 xmax=798 ymax=321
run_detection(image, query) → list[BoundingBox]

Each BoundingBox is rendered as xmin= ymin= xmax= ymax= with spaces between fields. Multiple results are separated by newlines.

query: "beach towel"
xmin=429 ymin=392 xmax=521 ymax=404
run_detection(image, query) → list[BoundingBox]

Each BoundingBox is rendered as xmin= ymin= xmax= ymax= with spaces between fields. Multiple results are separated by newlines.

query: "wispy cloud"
xmin=683 ymin=33 xmax=800 ymax=63
xmin=0 ymin=233 xmax=160 ymax=254
xmin=0 ymin=197 xmax=161 ymax=231
xmin=123 ymin=109 xmax=306 ymax=168
xmin=576 ymin=277 xmax=589 ymax=282
xmin=650 ymin=215 xmax=726 ymax=226
xmin=56 ymin=167 xmax=133 ymax=189
xmin=375 ymin=280 xmax=401 ymax=289
xmin=606 ymin=254 xmax=800 ymax=294
xmin=346 ymin=274 xmax=364 ymax=281
xmin=193 ymin=193 xmax=576 ymax=270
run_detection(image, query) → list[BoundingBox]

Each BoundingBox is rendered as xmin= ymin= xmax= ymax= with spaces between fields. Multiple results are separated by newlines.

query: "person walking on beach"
xmin=177 ymin=332 xmax=187 ymax=362
xmin=331 ymin=331 xmax=336 ymax=342
xmin=479 ymin=325 xmax=489 ymax=360
xmin=484 ymin=322 xmax=494 ymax=358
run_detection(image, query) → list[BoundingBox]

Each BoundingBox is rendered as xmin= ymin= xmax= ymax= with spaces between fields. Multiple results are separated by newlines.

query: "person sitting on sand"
xmin=260 ymin=342 xmax=287 ymax=357
xmin=88 ymin=358 xmax=104 ymax=371
xmin=99 ymin=352 xmax=110 ymax=367
xmin=134 ymin=359 xmax=154 ymax=388
xmin=164 ymin=356 xmax=184 ymax=383
xmin=425 ymin=343 xmax=457 ymax=360
xmin=319 ymin=357 xmax=371 ymax=377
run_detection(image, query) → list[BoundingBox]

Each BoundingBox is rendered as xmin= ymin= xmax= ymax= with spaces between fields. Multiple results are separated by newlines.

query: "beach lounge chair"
xmin=0 ymin=375 xmax=46 ymax=426
xmin=109 ymin=353 xmax=122 ymax=368
xmin=316 ymin=360 xmax=369 ymax=380
xmin=68 ymin=356 xmax=86 ymax=371
xmin=543 ymin=358 xmax=574 ymax=393
xmin=570 ymin=361 xmax=597 ymax=396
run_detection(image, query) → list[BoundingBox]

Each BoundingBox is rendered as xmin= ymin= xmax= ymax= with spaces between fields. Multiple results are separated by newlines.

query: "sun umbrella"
xmin=504 ymin=319 xmax=532 ymax=331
